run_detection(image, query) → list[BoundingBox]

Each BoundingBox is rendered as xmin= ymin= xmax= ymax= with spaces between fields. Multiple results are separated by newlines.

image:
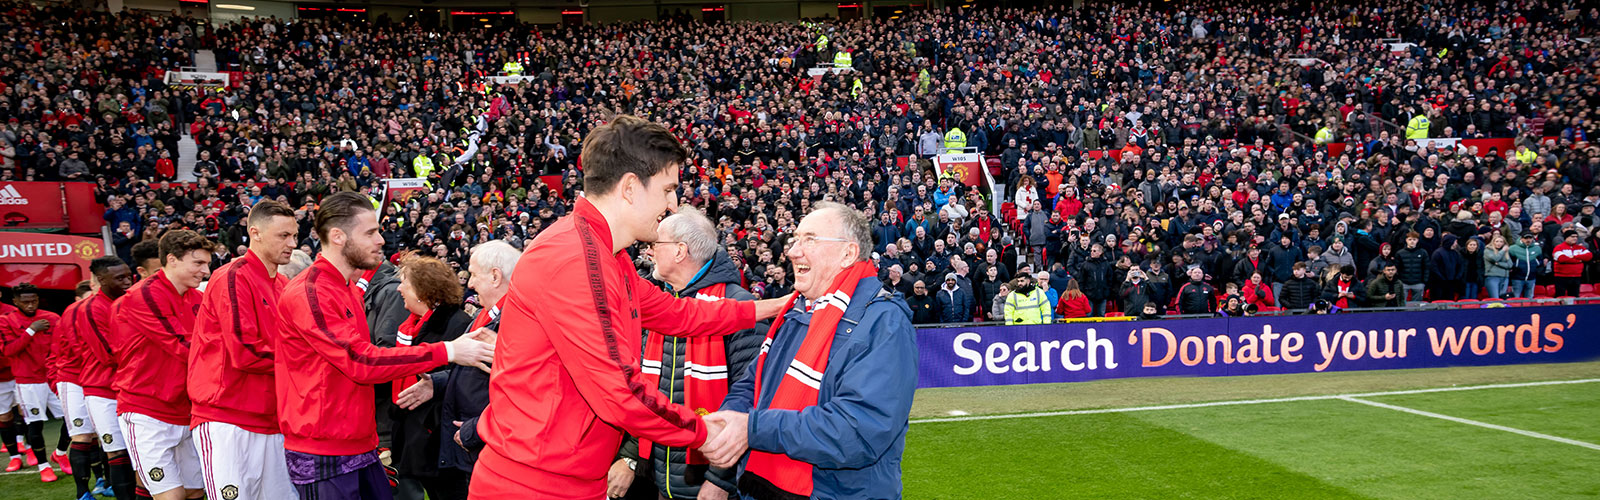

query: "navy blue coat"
xmin=434 ymin=305 xmax=501 ymax=473
xmin=935 ymin=284 xmax=975 ymax=323
xmin=721 ymin=276 xmax=917 ymax=500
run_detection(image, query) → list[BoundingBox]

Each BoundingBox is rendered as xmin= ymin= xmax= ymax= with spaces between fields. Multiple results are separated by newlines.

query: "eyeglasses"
xmin=650 ymin=240 xmax=684 ymax=248
xmin=797 ymin=235 xmax=851 ymax=249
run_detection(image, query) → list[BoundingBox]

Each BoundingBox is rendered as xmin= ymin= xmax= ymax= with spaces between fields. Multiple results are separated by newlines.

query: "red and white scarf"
xmin=391 ymin=310 xmax=432 ymax=403
xmin=745 ymin=261 xmax=878 ymax=496
xmin=639 ymin=283 xmax=730 ymax=464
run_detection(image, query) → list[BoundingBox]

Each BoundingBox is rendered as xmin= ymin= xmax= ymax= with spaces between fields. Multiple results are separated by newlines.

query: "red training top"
xmin=189 ymin=250 xmax=288 ymax=434
xmin=113 ymin=270 xmax=203 ymax=426
xmin=472 ymin=197 xmax=755 ymax=498
xmin=276 ymin=256 xmax=448 ymax=456
xmin=1 ymin=308 xmax=62 ymax=384
xmin=76 ymin=291 xmax=122 ymax=399
xmin=50 ymin=298 xmax=89 ymax=386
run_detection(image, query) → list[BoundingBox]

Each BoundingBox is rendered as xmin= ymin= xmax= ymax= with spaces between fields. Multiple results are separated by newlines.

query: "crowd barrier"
xmin=913 ymin=304 xmax=1600 ymax=389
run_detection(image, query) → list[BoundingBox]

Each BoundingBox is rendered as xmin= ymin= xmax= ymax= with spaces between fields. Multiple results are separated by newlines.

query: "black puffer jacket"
xmin=627 ymin=250 xmax=769 ymax=497
xmin=1395 ymin=245 xmax=1431 ymax=285
xmin=1279 ymin=277 xmax=1322 ymax=311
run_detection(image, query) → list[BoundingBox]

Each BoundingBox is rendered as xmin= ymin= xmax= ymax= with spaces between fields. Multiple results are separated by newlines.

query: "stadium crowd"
xmin=0 ymin=0 xmax=1598 ymax=498
xmin=2 ymin=0 xmax=1598 ymax=326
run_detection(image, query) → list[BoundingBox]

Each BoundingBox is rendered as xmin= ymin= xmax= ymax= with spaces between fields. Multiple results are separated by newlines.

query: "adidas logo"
xmin=0 ymin=185 xmax=26 ymax=205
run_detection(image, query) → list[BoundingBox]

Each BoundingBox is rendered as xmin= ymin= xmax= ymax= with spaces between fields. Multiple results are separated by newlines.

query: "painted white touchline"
xmin=1339 ymin=396 xmax=1600 ymax=451
xmin=911 ymin=378 xmax=1600 ymax=424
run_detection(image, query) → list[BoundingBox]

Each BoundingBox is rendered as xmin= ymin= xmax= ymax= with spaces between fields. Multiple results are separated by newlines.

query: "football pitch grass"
xmin=6 ymin=361 xmax=1598 ymax=499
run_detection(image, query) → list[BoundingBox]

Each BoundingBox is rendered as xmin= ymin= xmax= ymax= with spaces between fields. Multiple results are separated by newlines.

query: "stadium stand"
xmin=1 ymin=0 xmax=1597 ymax=323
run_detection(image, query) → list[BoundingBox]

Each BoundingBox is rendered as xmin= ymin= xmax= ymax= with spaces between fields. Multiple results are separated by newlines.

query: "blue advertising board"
xmin=915 ymin=305 xmax=1600 ymax=388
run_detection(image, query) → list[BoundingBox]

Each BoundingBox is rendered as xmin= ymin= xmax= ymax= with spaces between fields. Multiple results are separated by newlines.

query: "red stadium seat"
xmin=1105 ymin=312 xmax=1124 ymax=318
xmin=1582 ymin=284 xmax=1595 ymax=295
xmin=1535 ymin=285 xmax=1554 ymax=298
xmin=986 ymin=158 xmax=1002 ymax=177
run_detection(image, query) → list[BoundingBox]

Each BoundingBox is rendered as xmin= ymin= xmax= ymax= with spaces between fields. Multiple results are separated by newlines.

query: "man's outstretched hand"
xmin=753 ymin=293 xmax=796 ymax=321
xmin=700 ymin=411 xmax=749 ymax=468
xmin=447 ymin=329 xmax=496 ymax=372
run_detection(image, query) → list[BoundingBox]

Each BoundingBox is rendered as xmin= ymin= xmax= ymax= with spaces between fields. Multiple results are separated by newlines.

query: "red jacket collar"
xmin=149 ymin=269 xmax=179 ymax=296
xmin=573 ymin=196 xmax=617 ymax=255
xmin=240 ymin=249 xmax=271 ymax=279
xmin=311 ymin=255 xmax=351 ymax=285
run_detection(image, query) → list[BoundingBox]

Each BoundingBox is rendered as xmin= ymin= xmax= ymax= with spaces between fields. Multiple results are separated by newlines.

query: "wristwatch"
xmin=623 ymin=457 xmax=637 ymax=471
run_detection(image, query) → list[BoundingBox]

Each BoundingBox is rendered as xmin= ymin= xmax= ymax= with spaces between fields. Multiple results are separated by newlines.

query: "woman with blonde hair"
xmin=1483 ymin=233 xmax=1512 ymax=299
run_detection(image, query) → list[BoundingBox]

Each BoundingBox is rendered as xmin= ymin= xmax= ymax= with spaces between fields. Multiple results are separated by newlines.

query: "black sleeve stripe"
xmin=306 ymin=266 xmax=434 ymax=367
xmin=575 ymin=214 xmax=694 ymax=433
xmin=85 ymin=299 xmax=113 ymax=358
xmin=226 ymin=266 xmax=272 ymax=361
xmin=142 ymin=284 xmax=190 ymax=348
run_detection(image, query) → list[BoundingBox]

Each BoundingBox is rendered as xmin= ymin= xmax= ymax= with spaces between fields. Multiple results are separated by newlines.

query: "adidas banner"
xmin=0 ymin=182 xmax=68 ymax=230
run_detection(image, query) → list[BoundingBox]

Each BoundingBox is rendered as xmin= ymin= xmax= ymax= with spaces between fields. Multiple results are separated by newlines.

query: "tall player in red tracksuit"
xmin=56 ymin=280 xmax=111 ymax=499
xmin=471 ymin=116 xmax=790 ymax=499
xmin=1 ymin=282 xmax=65 ymax=481
xmin=78 ymin=256 xmax=139 ymax=500
xmin=276 ymin=192 xmax=496 ymax=500
xmin=112 ymin=230 xmax=215 ymax=500
xmin=189 ymin=200 xmax=300 ymax=500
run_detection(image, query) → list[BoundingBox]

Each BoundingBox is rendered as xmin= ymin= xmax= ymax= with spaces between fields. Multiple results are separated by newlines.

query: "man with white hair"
xmin=701 ymin=202 xmax=917 ymax=499
xmin=610 ymin=207 xmax=768 ymax=500
xmin=422 ymin=240 xmax=521 ymax=481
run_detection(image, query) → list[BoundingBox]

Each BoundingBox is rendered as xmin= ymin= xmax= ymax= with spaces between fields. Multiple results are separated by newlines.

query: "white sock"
xmin=37 ymin=463 xmax=48 ymax=471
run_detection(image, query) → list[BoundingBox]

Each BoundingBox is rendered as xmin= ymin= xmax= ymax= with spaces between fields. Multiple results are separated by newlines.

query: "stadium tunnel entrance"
xmin=0 ymin=233 xmax=105 ymax=311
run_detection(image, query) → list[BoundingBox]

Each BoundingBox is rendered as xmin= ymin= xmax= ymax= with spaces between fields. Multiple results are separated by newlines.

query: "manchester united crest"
xmin=150 ymin=467 xmax=165 ymax=482
xmin=221 ymin=485 xmax=239 ymax=500
xmin=73 ymin=418 xmax=84 ymax=427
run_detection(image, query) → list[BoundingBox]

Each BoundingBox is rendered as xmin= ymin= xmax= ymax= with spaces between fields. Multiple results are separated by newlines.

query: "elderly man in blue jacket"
xmin=701 ymin=201 xmax=917 ymax=500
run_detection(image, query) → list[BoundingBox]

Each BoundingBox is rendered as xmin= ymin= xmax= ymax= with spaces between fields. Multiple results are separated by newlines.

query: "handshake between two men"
xmin=699 ymin=411 xmax=750 ymax=468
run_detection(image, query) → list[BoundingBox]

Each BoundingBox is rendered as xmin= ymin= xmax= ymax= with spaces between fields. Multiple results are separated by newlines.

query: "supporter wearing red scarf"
xmin=699 ymin=203 xmax=918 ymax=500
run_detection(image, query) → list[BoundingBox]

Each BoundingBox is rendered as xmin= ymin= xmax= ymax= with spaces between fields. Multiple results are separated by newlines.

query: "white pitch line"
xmin=911 ymin=378 xmax=1600 ymax=424
xmin=1339 ymin=396 xmax=1600 ymax=451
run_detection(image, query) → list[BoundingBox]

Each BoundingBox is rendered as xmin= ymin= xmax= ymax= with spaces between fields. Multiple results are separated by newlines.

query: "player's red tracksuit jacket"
xmin=471 ymin=197 xmax=756 ymax=498
xmin=0 ymin=303 xmax=14 ymax=381
xmin=50 ymin=299 xmax=88 ymax=387
xmin=76 ymin=291 xmax=122 ymax=399
xmin=113 ymin=270 xmax=203 ymax=426
xmin=1 ymin=309 xmax=62 ymax=385
xmin=276 ymin=256 xmax=450 ymax=456
xmin=189 ymin=250 xmax=287 ymax=434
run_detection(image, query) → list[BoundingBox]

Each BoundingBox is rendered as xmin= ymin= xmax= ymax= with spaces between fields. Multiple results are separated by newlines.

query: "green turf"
xmin=1131 ymin=398 xmax=1600 ymax=500
xmin=0 ymin=420 xmax=75 ymax=499
xmin=1362 ymin=384 xmax=1600 ymax=445
xmin=905 ymin=413 xmax=1373 ymax=499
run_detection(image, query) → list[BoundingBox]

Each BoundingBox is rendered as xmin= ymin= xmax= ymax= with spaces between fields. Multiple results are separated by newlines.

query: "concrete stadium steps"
xmin=174 ymin=49 xmax=215 ymax=183
xmin=177 ymin=134 xmax=197 ymax=182
xmin=194 ymin=49 xmax=218 ymax=72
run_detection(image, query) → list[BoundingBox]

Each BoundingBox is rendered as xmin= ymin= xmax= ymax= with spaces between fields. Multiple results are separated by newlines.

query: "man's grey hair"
xmin=813 ymin=201 xmax=872 ymax=262
xmin=659 ymin=206 xmax=719 ymax=263
xmin=470 ymin=240 xmax=521 ymax=277
xmin=282 ymin=250 xmax=314 ymax=279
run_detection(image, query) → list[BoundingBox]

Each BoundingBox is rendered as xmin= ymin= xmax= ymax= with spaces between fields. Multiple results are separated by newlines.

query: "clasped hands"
xmin=699 ymin=411 xmax=749 ymax=468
